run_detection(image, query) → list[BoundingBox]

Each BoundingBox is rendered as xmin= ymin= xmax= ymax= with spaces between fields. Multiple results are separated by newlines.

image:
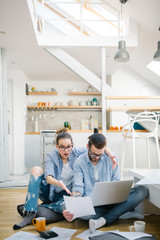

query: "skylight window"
xmin=147 ymin=61 xmax=160 ymax=77
xmin=35 ymin=0 xmax=121 ymax=37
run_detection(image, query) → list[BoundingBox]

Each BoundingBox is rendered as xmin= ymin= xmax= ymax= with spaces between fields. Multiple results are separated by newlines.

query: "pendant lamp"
xmin=114 ymin=0 xmax=130 ymax=62
xmin=153 ymin=41 xmax=160 ymax=62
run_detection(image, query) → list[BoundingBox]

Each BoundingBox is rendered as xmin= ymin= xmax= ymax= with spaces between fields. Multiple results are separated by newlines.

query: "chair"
xmin=121 ymin=111 xmax=160 ymax=170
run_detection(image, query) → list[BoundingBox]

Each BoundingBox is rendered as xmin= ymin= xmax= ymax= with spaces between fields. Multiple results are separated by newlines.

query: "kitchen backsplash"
xmin=26 ymin=110 xmax=102 ymax=132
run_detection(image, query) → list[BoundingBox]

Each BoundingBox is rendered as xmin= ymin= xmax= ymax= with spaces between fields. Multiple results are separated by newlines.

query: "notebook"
xmin=92 ymin=179 xmax=133 ymax=206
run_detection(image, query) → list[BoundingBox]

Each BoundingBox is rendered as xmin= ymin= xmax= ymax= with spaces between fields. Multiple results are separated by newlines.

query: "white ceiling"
xmin=0 ymin=0 xmax=160 ymax=88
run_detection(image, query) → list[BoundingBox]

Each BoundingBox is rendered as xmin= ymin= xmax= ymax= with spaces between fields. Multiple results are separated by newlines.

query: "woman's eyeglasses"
xmin=58 ymin=145 xmax=73 ymax=151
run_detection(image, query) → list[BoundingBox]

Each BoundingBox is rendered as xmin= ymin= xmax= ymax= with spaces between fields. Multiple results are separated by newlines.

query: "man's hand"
xmin=63 ymin=210 xmax=74 ymax=222
xmin=59 ymin=180 xmax=71 ymax=195
xmin=71 ymin=191 xmax=82 ymax=197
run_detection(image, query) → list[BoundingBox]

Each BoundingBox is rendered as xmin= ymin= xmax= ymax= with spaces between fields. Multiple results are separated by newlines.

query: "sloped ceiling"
xmin=0 ymin=0 xmax=160 ymax=88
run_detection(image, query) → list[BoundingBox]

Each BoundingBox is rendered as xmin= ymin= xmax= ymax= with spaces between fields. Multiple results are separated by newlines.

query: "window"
xmin=147 ymin=61 xmax=160 ymax=77
xmin=35 ymin=0 xmax=121 ymax=37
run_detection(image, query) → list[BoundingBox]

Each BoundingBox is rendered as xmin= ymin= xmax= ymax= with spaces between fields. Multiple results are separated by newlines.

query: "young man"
xmin=63 ymin=129 xmax=148 ymax=233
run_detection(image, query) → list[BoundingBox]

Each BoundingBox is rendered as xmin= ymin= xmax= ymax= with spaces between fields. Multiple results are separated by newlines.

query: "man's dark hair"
xmin=88 ymin=128 xmax=107 ymax=149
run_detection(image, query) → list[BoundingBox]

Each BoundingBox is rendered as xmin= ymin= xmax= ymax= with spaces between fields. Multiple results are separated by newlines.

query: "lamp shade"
xmin=114 ymin=40 xmax=130 ymax=62
xmin=153 ymin=41 xmax=160 ymax=62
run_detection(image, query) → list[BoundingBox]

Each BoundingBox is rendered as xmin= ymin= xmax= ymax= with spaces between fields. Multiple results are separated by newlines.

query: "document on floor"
xmin=5 ymin=228 xmax=77 ymax=240
xmin=50 ymin=226 xmax=77 ymax=240
xmin=135 ymin=177 xmax=160 ymax=185
xmin=4 ymin=231 xmax=41 ymax=240
xmin=64 ymin=196 xmax=95 ymax=220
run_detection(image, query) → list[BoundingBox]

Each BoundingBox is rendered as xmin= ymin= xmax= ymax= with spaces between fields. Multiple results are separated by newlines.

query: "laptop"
xmin=92 ymin=179 xmax=133 ymax=206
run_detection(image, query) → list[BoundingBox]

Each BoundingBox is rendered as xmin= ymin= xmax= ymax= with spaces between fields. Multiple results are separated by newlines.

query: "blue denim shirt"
xmin=72 ymin=152 xmax=120 ymax=197
xmin=44 ymin=147 xmax=87 ymax=201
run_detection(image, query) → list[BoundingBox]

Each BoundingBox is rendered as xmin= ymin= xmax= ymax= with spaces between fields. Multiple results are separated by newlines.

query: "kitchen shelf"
xmin=28 ymin=91 xmax=58 ymax=95
xmin=27 ymin=105 xmax=102 ymax=110
xmin=107 ymin=106 xmax=160 ymax=112
xmin=106 ymin=96 xmax=160 ymax=99
xmin=68 ymin=92 xmax=101 ymax=95
xmin=55 ymin=106 xmax=101 ymax=109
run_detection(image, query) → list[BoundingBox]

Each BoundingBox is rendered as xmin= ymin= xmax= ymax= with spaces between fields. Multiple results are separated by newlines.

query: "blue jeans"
xmin=41 ymin=190 xmax=69 ymax=213
xmin=80 ymin=185 xmax=148 ymax=226
xmin=24 ymin=174 xmax=69 ymax=213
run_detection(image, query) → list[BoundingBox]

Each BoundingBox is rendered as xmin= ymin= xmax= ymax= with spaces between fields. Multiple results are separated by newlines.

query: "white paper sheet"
xmin=135 ymin=177 xmax=160 ymax=185
xmin=64 ymin=196 xmax=95 ymax=220
xmin=4 ymin=227 xmax=76 ymax=240
xmin=50 ymin=226 xmax=77 ymax=240
xmin=5 ymin=229 xmax=102 ymax=240
xmin=4 ymin=231 xmax=40 ymax=240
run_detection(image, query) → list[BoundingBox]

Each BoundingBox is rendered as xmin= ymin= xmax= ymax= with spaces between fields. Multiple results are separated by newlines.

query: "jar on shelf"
xmin=31 ymin=87 xmax=36 ymax=92
xmin=87 ymin=85 xmax=93 ymax=92
xmin=92 ymin=97 xmax=98 ymax=106
xmin=86 ymin=100 xmax=92 ymax=106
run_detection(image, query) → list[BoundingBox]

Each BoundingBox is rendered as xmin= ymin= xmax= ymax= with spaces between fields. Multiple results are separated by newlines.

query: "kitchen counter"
xmin=25 ymin=129 xmax=148 ymax=134
xmin=25 ymin=130 xmax=122 ymax=134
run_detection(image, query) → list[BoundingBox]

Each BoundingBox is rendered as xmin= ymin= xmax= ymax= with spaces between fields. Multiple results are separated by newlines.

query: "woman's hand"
xmin=63 ymin=210 xmax=74 ymax=222
xmin=59 ymin=180 xmax=71 ymax=195
xmin=105 ymin=146 xmax=118 ymax=169
xmin=46 ymin=176 xmax=71 ymax=194
xmin=109 ymin=155 xmax=118 ymax=169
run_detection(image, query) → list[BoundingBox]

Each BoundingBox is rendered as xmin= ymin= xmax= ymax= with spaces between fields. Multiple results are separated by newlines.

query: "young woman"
xmin=14 ymin=128 xmax=117 ymax=230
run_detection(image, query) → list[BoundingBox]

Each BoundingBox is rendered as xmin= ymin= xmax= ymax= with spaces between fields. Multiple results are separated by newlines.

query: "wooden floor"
xmin=0 ymin=188 xmax=160 ymax=240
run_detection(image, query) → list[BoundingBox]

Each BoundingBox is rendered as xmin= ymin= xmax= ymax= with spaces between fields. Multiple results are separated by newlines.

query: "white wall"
xmin=27 ymin=79 xmax=95 ymax=104
xmin=8 ymin=71 xmax=26 ymax=175
xmin=109 ymin=66 xmax=160 ymax=128
xmin=112 ymin=66 xmax=160 ymax=96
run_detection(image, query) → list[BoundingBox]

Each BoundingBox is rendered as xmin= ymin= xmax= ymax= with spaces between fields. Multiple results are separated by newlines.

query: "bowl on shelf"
xmin=68 ymin=100 xmax=78 ymax=106
xmin=61 ymin=102 xmax=68 ymax=106
xmin=54 ymin=102 xmax=61 ymax=106
xmin=70 ymin=88 xmax=77 ymax=93
xmin=79 ymin=101 xmax=86 ymax=106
